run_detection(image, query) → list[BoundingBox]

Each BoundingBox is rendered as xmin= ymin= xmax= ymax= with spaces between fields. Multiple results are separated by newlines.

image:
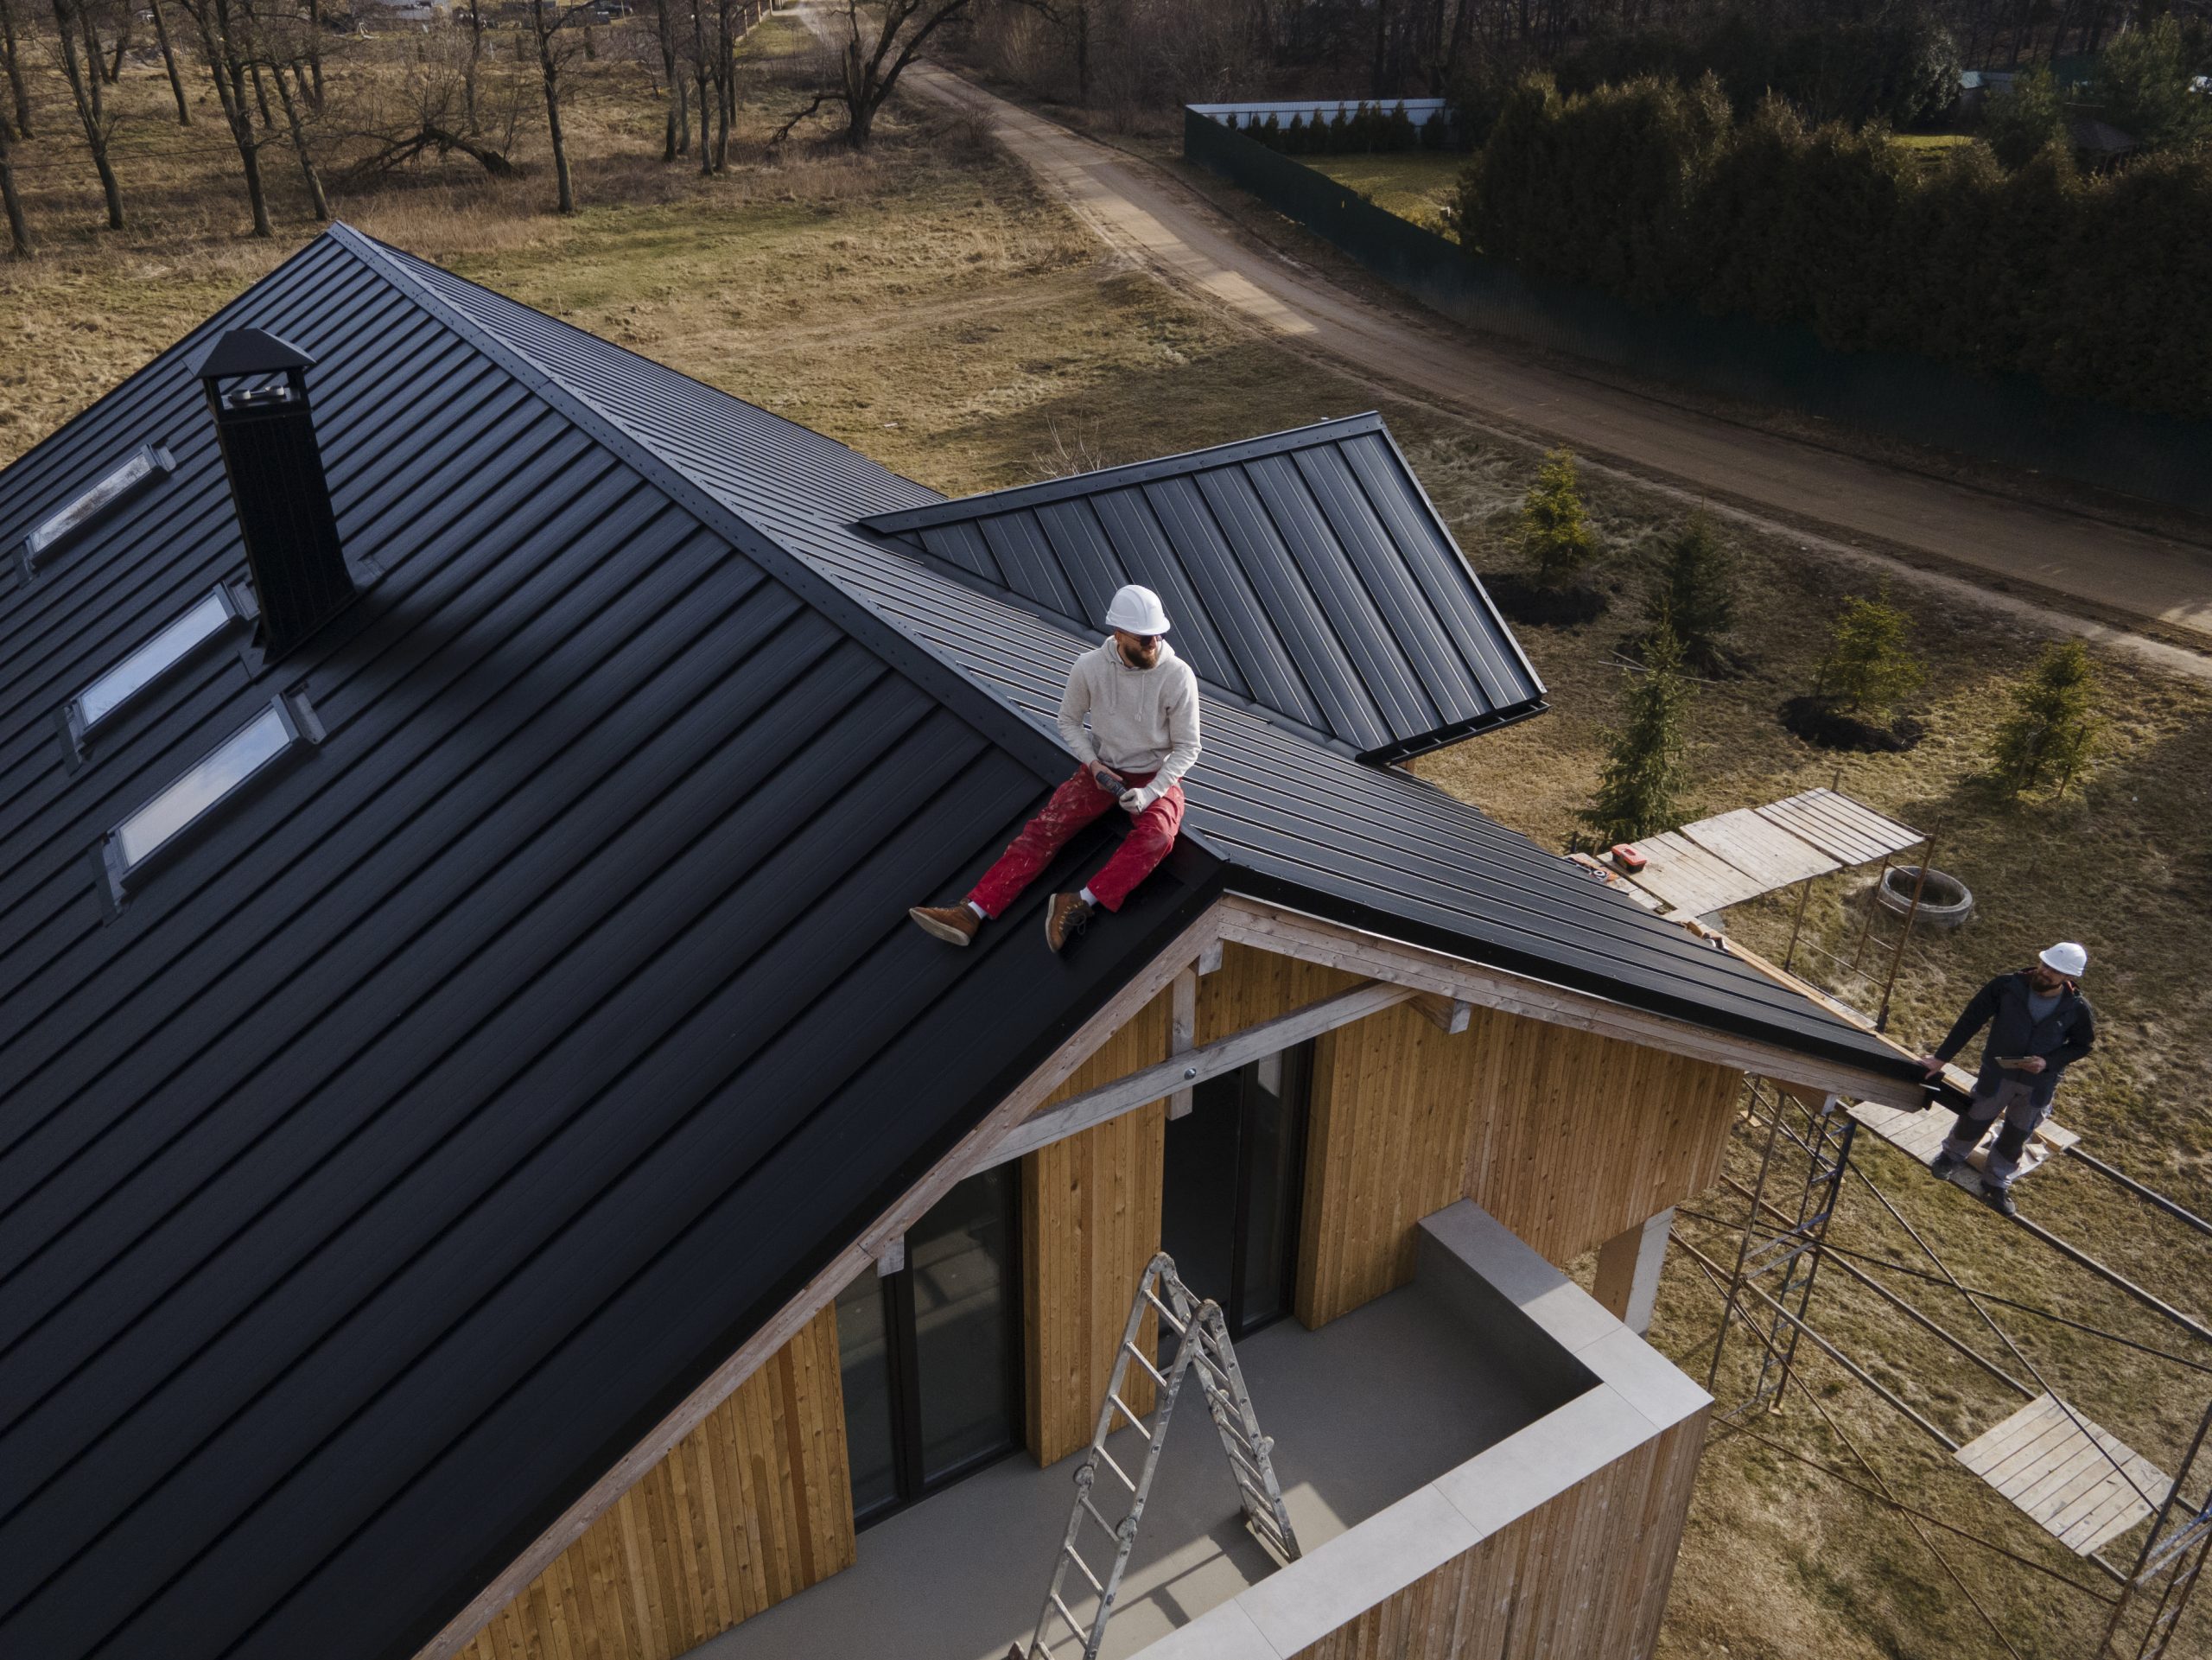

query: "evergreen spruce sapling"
xmin=1815 ymin=586 xmax=1925 ymax=721
xmin=1284 ymin=111 xmax=1306 ymax=153
xmin=1984 ymin=67 xmax=2069 ymax=169
xmin=1644 ymin=512 xmax=1736 ymax=672
xmin=1521 ymin=448 xmax=1599 ymax=591
xmin=1582 ymin=614 xmax=1693 ymax=847
xmin=1990 ymin=641 xmax=2100 ymax=796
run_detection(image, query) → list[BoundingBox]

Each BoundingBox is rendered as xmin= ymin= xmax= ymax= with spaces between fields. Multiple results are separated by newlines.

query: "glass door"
xmin=834 ymin=1165 xmax=1021 ymax=1528
xmin=1160 ymin=1043 xmax=1313 ymax=1338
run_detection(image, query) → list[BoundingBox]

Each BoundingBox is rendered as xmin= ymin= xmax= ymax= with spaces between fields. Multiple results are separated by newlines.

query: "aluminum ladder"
xmin=1021 ymin=1251 xmax=1300 ymax=1660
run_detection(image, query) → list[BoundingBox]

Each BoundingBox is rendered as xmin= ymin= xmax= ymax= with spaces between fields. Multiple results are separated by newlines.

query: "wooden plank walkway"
xmin=1847 ymin=1076 xmax=2079 ymax=1191
xmin=1956 ymin=1393 xmax=2171 ymax=1555
xmin=1620 ymin=788 xmax=1921 ymax=919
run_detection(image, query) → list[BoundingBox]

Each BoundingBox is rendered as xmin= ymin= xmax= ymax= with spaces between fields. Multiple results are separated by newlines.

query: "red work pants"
xmin=969 ymin=766 xmax=1185 ymax=917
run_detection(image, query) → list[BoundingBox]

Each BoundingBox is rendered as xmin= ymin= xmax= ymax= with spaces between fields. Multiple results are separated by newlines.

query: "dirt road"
xmin=811 ymin=23 xmax=2212 ymax=668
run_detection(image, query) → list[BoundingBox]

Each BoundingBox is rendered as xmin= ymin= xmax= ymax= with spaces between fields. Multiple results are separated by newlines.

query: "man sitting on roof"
xmin=1919 ymin=942 xmax=2095 ymax=1218
xmin=910 ymin=585 xmax=1200 ymax=954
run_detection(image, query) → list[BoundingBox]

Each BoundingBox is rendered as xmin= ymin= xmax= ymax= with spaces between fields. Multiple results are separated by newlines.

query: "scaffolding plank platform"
xmin=1957 ymin=1394 xmax=2171 ymax=1555
xmin=1623 ymin=830 xmax=1770 ymax=918
xmin=1681 ymin=808 xmax=1840 ymax=893
xmin=1846 ymin=1097 xmax=2076 ymax=1186
xmin=1754 ymin=787 xmax=1923 ymax=867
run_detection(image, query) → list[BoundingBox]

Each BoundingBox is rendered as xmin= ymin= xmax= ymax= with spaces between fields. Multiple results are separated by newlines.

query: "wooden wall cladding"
xmin=457 ymin=1306 xmax=855 ymax=1660
xmin=1195 ymin=942 xmax=1361 ymax=1045
xmin=1289 ymin=1411 xmax=1708 ymax=1660
xmin=1298 ymin=998 xmax=1741 ymax=1327
xmin=1020 ymin=989 xmax=1173 ymax=1467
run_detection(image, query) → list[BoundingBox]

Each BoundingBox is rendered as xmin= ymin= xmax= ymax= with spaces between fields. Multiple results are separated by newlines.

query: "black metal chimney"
xmin=195 ymin=328 xmax=356 ymax=660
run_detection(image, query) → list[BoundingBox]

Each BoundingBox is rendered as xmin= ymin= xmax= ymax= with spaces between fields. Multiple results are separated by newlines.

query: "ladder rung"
xmin=1106 ymin=1390 xmax=1145 ymax=1431
xmin=1096 ymin=1444 xmax=1137 ymax=1493
xmin=1142 ymin=1287 xmax=1187 ymax=1333
xmin=1050 ymin=1591 xmax=1086 ymax=1640
xmin=1224 ymin=1444 xmax=1267 ymax=1489
xmin=1060 ymin=1542 xmax=1103 ymax=1593
xmin=1126 ymin=1347 xmax=1170 ymax=1390
xmin=1082 ymin=1493 xmax=1121 ymax=1542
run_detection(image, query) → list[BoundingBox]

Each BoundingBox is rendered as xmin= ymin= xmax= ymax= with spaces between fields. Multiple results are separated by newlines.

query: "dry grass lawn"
xmin=6 ymin=14 xmax=2210 ymax=1659
xmin=1300 ymin=148 xmax=1467 ymax=234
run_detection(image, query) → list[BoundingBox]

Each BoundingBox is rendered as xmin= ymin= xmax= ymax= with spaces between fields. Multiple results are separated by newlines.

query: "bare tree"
xmin=460 ymin=0 xmax=486 ymax=128
xmin=51 ymin=0 xmax=124 ymax=227
xmin=245 ymin=0 xmax=326 ymax=217
xmin=777 ymin=0 xmax=988 ymax=148
xmin=652 ymin=0 xmax=683 ymax=156
xmin=149 ymin=0 xmax=193 ymax=122
xmin=526 ymin=0 xmax=595 ymax=212
xmin=179 ymin=0 xmax=274 ymax=235
xmin=334 ymin=33 xmax=518 ymax=182
xmin=0 ymin=100 xmax=31 ymax=256
xmin=0 ymin=0 xmax=35 ymax=137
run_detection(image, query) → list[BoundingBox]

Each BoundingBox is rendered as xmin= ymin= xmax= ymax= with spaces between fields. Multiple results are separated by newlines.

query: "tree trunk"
xmin=270 ymin=45 xmax=326 ymax=218
xmin=673 ymin=70 xmax=687 ymax=152
xmin=1073 ymin=1 xmax=1086 ymax=105
xmin=465 ymin=0 xmax=484 ymax=129
xmin=0 ymin=113 xmax=30 ymax=256
xmin=653 ymin=0 xmax=677 ymax=157
xmin=54 ymin=0 xmax=125 ymax=227
xmin=249 ymin=57 xmax=275 ymax=127
xmin=106 ymin=8 xmax=130 ymax=80
xmin=533 ymin=2 xmax=573 ymax=213
xmin=149 ymin=0 xmax=192 ymax=123
xmin=1370 ymin=0 xmax=1389 ymax=98
xmin=197 ymin=0 xmax=273 ymax=236
xmin=306 ymin=0 xmax=323 ymax=107
xmin=1 ymin=0 xmax=34 ymax=139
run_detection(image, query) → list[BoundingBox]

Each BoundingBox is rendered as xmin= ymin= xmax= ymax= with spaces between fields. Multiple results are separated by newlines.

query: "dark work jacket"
xmin=1934 ymin=970 xmax=2095 ymax=1110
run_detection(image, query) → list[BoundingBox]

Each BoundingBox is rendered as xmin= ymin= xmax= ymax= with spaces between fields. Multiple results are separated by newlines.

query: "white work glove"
xmin=1119 ymin=785 xmax=1158 ymax=814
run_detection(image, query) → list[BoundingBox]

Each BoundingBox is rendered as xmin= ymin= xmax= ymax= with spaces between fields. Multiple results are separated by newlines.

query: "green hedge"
xmin=1462 ymin=75 xmax=2212 ymax=421
xmin=1233 ymin=102 xmax=1446 ymax=156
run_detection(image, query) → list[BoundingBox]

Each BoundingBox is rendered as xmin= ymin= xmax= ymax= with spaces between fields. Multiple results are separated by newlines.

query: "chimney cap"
xmin=195 ymin=328 xmax=316 ymax=383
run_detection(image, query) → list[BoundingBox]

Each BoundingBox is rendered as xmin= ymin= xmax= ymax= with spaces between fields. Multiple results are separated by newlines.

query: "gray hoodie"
xmin=1056 ymin=636 xmax=1201 ymax=808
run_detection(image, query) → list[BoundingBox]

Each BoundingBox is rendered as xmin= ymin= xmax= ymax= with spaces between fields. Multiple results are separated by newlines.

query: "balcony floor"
xmin=695 ymin=1280 xmax=1560 ymax=1660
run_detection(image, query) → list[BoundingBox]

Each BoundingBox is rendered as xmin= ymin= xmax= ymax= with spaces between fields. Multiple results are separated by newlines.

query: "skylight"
xmin=71 ymin=586 xmax=240 ymax=739
xmin=103 ymin=695 xmax=313 ymax=889
xmin=19 ymin=444 xmax=174 ymax=574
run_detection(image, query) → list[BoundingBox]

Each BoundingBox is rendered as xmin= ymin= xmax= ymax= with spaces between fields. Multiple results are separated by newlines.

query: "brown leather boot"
xmin=908 ymin=904 xmax=981 ymax=947
xmin=1044 ymin=892 xmax=1092 ymax=952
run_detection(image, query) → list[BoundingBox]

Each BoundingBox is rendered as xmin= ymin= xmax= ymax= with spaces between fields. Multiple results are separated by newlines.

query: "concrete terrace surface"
xmin=694 ymin=1282 xmax=1560 ymax=1660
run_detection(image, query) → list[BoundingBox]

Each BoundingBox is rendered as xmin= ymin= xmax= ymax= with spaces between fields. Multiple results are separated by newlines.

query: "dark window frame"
xmin=845 ymin=1168 xmax=1024 ymax=1531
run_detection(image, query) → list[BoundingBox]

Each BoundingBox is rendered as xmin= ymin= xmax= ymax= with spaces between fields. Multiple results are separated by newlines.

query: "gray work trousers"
xmin=1942 ymin=1077 xmax=2048 ymax=1189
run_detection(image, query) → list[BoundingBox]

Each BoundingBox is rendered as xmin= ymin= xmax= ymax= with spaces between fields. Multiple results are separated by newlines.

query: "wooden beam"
xmin=874 ymin=1236 xmax=905 ymax=1276
xmin=1214 ymin=895 xmax=1924 ymax=1110
xmin=982 ymin=980 xmax=1420 ymax=1169
xmin=1167 ymin=966 xmax=1198 ymax=1119
xmin=1197 ymin=940 xmax=1224 ymax=976
xmin=410 ymin=903 xmax=1224 ymax=1660
xmin=1414 ymin=992 xmax=1471 ymax=1034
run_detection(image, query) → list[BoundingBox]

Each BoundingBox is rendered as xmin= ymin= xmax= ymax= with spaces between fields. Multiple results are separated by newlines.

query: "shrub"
xmin=1814 ymin=586 xmax=1924 ymax=720
xmin=2097 ymin=18 xmax=2212 ymax=154
xmin=1421 ymin=108 xmax=1446 ymax=151
xmin=1387 ymin=100 xmax=1418 ymax=151
xmin=1643 ymin=513 xmax=1736 ymax=672
xmin=1984 ymin=67 xmax=2069 ymax=169
xmin=1520 ymin=448 xmax=1599 ymax=589
xmin=1260 ymin=112 xmax=1281 ymax=149
xmin=1325 ymin=108 xmax=1350 ymax=152
xmin=1989 ymin=641 xmax=2101 ymax=796
xmin=1581 ymin=615 xmax=1693 ymax=846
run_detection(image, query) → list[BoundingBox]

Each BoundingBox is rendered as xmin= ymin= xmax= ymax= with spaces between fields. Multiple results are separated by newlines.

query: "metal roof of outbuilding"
xmin=0 ymin=226 xmax=1918 ymax=1660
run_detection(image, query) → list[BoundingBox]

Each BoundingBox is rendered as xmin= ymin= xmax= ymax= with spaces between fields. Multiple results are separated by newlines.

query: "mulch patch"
xmin=1781 ymin=695 xmax=1924 ymax=753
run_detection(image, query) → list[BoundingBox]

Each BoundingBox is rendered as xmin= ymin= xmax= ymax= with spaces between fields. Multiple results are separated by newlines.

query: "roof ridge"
xmin=322 ymin=224 xmax=1080 ymax=787
xmin=855 ymin=411 xmax=1389 ymax=534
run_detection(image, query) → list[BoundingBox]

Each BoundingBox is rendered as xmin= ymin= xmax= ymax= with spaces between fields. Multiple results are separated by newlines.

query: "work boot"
xmin=1044 ymin=892 xmax=1092 ymax=953
xmin=1929 ymin=1149 xmax=1962 ymax=1180
xmin=1980 ymin=1180 xmax=2018 ymax=1218
xmin=909 ymin=904 xmax=981 ymax=947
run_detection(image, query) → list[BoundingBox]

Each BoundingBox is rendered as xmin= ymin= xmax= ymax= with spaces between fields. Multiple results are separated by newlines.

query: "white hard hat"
xmin=2039 ymin=941 xmax=2088 ymax=976
xmin=1103 ymin=584 xmax=1171 ymax=635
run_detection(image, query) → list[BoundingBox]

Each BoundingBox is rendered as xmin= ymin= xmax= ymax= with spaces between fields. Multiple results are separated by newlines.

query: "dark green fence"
xmin=1185 ymin=109 xmax=2212 ymax=518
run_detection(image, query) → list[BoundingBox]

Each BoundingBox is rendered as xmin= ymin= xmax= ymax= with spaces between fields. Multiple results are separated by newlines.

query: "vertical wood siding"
xmin=1293 ymin=987 xmax=1741 ymax=1327
xmin=1289 ymin=1412 xmax=1708 ymax=1660
xmin=1020 ymin=989 xmax=1173 ymax=1466
xmin=457 ymin=1306 xmax=855 ymax=1660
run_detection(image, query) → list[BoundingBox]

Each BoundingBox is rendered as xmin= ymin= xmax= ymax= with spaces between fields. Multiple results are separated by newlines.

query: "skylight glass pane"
xmin=113 ymin=701 xmax=295 ymax=872
xmin=25 ymin=447 xmax=164 ymax=562
xmin=75 ymin=588 xmax=237 ymax=733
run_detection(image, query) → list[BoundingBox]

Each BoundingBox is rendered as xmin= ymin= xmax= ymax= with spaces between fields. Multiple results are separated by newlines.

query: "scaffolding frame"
xmin=1695 ymin=1079 xmax=2212 ymax=1660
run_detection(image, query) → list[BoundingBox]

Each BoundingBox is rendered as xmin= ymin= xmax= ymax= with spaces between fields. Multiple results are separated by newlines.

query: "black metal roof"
xmin=856 ymin=416 xmax=1547 ymax=762
xmin=0 ymin=231 xmax=1218 ymax=1660
xmin=0 ymin=226 xmax=1918 ymax=1660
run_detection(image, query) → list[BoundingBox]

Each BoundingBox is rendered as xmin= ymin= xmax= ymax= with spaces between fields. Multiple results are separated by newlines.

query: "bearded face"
xmin=1116 ymin=630 xmax=1161 ymax=669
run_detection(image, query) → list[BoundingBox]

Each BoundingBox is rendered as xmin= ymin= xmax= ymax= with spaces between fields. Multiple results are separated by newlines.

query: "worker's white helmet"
xmin=2039 ymin=941 xmax=2088 ymax=976
xmin=1104 ymin=584 xmax=1171 ymax=635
